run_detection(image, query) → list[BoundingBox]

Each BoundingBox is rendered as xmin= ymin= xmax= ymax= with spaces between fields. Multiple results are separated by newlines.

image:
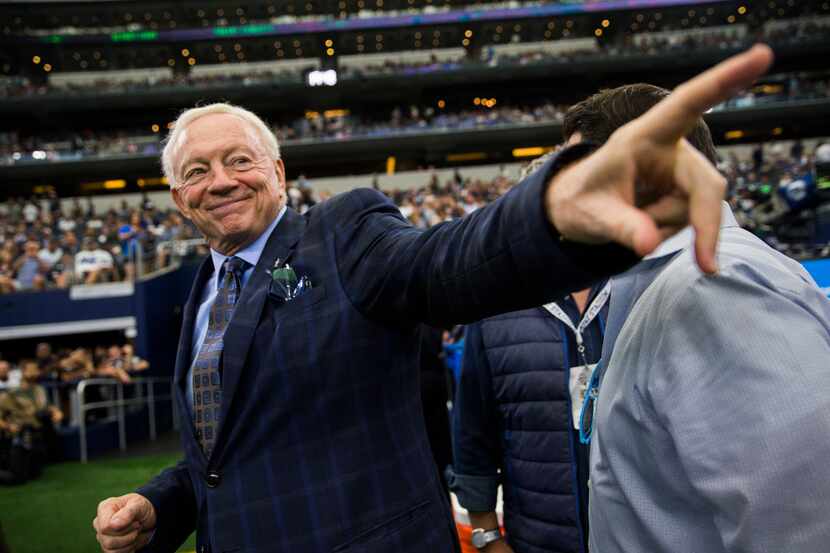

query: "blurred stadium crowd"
xmin=2 ymin=72 xmax=827 ymax=166
xmin=2 ymin=17 xmax=828 ymax=99
xmin=1 ymin=138 xmax=827 ymax=296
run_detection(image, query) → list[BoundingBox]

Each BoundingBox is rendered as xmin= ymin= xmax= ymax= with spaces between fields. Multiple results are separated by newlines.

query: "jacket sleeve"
xmin=448 ymin=323 xmax=501 ymax=512
xmin=136 ymin=460 xmax=198 ymax=553
xmin=329 ymin=143 xmax=639 ymax=328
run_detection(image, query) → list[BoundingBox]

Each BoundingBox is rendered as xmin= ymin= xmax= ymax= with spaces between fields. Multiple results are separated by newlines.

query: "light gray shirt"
xmin=589 ymin=205 xmax=830 ymax=553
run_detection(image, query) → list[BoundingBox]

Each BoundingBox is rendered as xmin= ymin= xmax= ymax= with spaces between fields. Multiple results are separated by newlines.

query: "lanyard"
xmin=543 ymin=282 xmax=610 ymax=365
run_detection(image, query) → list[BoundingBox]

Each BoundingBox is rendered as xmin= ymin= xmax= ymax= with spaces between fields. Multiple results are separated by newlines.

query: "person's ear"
xmin=171 ymin=188 xmax=192 ymax=220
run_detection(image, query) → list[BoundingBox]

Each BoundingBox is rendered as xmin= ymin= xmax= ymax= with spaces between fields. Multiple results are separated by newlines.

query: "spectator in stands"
xmin=22 ymin=199 xmax=38 ymax=225
xmin=0 ymin=361 xmax=21 ymax=390
xmin=74 ymin=237 xmax=116 ymax=285
xmin=12 ymin=240 xmax=47 ymax=291
xmin=0 ymin=388 xmax=41 ymax=484
xmin=96 ymin=345 xmax=132 ymax=384
xmin=57 ymin=211 xmax=77 ymax=234
xmin=0 ymin=248 xmax=14 ymax=294
xmin=38 ymin=237 xmax=63 ymax=269
xmin=34 ymin=343 xmax=59 ymax=381
xmin=121 ymin=344 xmax=149 ymax=374
xmin=58 ymin=348 xmax=95 ymax=383
xmin=61 ymin=230 xmax=79 ymax=255
xmin=118 ymin=211 xmax=146 ymax=259
xmin=50 ymin=251 xmax=77 ymax=288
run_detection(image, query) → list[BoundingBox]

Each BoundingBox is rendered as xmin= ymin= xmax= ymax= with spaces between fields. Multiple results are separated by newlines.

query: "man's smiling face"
xmin=171 ymin=113 xmax=286 ymax=255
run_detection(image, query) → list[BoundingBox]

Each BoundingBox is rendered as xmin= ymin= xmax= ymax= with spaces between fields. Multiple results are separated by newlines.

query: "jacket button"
xmin=205 ymin=471 xmax=221 ymax=488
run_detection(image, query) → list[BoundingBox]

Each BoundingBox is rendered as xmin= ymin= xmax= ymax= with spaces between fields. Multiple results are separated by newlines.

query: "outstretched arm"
xmin=547 ymin=45 xmax=774 ymax=274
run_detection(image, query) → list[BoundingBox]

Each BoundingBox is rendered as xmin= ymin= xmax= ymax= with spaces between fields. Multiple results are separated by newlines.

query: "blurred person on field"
xmin=17 ymin=360 xmax=63 ymax=428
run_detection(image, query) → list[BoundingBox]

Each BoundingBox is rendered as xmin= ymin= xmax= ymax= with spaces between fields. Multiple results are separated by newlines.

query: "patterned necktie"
xmin=192 ymin=256 xmax=249 ymax=457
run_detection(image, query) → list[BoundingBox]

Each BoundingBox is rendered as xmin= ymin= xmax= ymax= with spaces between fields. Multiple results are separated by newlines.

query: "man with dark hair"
xmin=450 ymin=83 xmax=717 ymax=553
xmin=563 ymin=83 xmax=718 ymax=165
xmin=583 ymin=101 xmax=830 ymax=553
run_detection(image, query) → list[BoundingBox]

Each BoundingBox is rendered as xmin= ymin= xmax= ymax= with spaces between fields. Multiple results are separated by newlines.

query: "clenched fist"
xmin=93 ymin=493 xmax=156 ymax=553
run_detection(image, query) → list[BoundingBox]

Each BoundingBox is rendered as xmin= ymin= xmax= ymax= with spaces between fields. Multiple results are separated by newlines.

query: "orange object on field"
xmin=451 ymin=492 xmax=504 ymax=553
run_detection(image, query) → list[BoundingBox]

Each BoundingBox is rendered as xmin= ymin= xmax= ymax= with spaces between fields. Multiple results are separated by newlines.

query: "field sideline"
xmin=0 ymin=452 xmax=195 ymax=553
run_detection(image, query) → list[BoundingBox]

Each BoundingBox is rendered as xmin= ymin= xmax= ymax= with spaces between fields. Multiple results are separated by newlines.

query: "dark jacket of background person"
xmin=418 ymin=325 xmax=453 ymax=495
xmin=450 ymin=286 xmax=607 ymax=553
xmin=136 ymin=148 xmax=636 ymax=553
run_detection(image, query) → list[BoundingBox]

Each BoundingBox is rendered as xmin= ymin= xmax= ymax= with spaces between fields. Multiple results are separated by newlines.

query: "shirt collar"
xmin=209 ymin=204 xmax=287 ymax=278
xmin=643 ymin=202 xmax=739 ymax=260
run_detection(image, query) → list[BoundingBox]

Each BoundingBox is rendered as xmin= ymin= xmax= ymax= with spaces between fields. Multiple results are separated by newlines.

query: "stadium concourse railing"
xmin=45 ymin=376 xmax=178 ymax=463
xmin=134 ymin=237 xmax=207 ymax=279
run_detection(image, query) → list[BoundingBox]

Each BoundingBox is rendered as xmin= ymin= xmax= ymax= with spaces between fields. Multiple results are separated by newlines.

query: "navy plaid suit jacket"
xmin=137 ymin=148 xmax=636 ymax=553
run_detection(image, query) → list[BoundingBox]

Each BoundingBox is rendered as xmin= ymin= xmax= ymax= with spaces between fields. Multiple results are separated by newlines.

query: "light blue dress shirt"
xmin=185 ymin=206 xmax=286 ymax=409
xmin=589 ymin=204 xmax=830 ymax=552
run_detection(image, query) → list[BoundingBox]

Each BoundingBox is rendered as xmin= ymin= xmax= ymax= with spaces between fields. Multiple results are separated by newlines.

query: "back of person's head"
xmin=563 ymin=83 xmax=718 ymax=164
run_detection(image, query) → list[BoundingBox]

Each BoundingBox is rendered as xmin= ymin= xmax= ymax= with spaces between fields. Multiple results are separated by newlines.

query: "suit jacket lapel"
xmin=214 ymin=209 xmax=307 ymax=455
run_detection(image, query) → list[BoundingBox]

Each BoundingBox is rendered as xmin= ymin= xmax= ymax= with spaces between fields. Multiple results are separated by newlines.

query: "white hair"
xmin=162 ymin=102 xmax=281 ymax=189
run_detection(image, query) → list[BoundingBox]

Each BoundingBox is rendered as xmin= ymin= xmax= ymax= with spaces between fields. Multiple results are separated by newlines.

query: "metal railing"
xmin=74 ymin=376 xmax=176 ymax=463
xmin=135 ymin=237 xmax=206 ymax=279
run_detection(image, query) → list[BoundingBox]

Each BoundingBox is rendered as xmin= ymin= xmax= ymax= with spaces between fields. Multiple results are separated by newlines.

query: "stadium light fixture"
xmin=104 ymin=180 xmax=127 ymax=190
xmin=512 ymin=147 xmax=547 ymax=158
xmin=307 ymin=70 xmax=338 ymax=87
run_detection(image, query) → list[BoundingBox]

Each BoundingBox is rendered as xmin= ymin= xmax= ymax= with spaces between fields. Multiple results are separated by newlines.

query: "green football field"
xmin=0 ymin=453 xmax=196 ymax=553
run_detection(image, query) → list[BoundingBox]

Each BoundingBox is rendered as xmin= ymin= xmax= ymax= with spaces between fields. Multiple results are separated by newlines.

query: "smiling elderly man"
xmin=93 ymin=47 xmax=772 ymax=553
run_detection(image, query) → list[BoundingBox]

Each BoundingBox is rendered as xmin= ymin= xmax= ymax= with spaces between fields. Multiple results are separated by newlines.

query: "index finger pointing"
xmin=637 ymin=44 xmax=774 ymax=145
